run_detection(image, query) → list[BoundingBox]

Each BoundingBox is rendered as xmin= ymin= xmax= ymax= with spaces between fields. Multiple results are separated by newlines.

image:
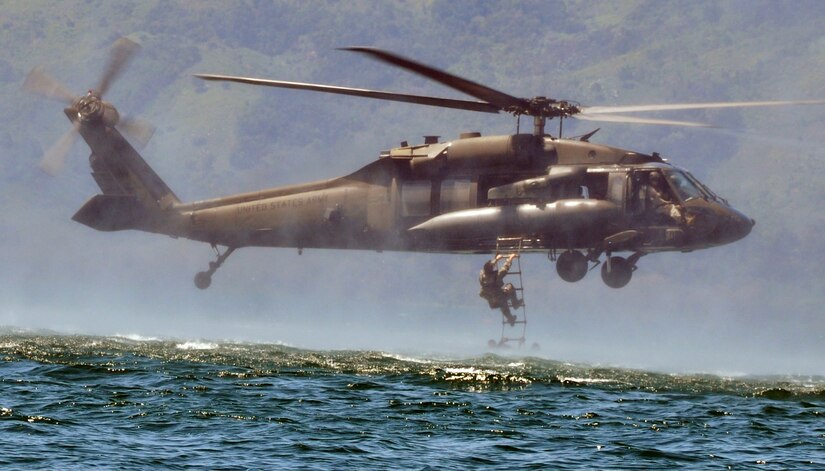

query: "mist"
xmin=2 ymin=1 xmax=824 ymax=375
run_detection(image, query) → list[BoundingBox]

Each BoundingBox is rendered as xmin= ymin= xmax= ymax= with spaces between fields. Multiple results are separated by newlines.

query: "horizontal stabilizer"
xmin=72 ymin=194 xmax=149 ymax=232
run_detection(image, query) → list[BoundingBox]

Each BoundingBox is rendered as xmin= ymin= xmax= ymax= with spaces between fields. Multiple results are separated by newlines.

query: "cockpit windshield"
xmin=683 ymin=171 xmax=723 ymax=202
xmin=664 ymin=170 xmax=706 ymax=202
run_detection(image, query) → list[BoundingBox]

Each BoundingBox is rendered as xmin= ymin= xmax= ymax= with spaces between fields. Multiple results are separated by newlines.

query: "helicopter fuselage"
xmin=166 ymin=133 xmax=753 ymax=255
xmin=69 ymin=114 xmax=752 ymax=289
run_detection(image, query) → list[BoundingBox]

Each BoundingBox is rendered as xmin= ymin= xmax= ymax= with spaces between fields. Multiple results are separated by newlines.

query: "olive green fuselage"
xmin=67 ymin=107 xmax=752 ymax=290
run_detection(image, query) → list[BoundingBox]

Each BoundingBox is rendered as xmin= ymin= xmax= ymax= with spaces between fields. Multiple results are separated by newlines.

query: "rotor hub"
xmin=73 ymin=92 xmax=119 ymax=127
xmin=504 ymin=97 xmax=582 ymax=119
xmin=75 ymin=93 xmax=104 ymax=122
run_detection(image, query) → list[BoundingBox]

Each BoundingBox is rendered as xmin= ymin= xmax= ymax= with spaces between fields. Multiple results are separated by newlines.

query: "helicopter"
xmin=24 ymin=38 xmax=824 ymax=290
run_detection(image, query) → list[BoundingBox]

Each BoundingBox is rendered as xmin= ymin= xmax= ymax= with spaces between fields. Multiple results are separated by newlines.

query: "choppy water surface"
xmin=1 ymin=331 xmax=823 ymax=469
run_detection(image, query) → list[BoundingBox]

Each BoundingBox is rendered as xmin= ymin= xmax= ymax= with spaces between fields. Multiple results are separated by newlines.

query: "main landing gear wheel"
xmin=556 ymin=250 xmax=588 ymax=282
xmin=194 ymin=245 xmax=236 ymax=290
xmin=601 ymin=256 xmax=633 ymax=289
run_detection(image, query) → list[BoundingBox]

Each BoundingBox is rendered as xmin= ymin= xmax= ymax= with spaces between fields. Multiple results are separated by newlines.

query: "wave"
xmin=1 ymin=331 xmax=823 ymax=399
xmin=175 ymin=341 xmax=219 ymax=350
xmin=112 ymin=333 xmax=162 ymax=342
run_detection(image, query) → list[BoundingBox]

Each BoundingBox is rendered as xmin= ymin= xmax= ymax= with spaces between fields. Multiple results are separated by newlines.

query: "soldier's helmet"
xmin=483 ymin=261 xmax=496 ymax=274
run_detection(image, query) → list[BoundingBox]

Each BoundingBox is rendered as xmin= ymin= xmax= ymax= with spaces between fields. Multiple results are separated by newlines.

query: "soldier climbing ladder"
xmin=490 ymin=236 xmax=529 ymax=348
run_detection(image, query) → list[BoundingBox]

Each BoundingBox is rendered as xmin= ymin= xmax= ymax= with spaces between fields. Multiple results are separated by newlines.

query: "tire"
xmin=556 ymin=250 xmax=588 ymax=282
xmin=194 ymin=271 xmax=212 ymax=290
xmin=600 ymin=256 xmax=633 ymax=289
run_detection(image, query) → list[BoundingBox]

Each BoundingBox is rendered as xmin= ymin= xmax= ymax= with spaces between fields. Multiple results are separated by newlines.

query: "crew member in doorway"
xmin=479 ymin=253 xmax=523 ymax=326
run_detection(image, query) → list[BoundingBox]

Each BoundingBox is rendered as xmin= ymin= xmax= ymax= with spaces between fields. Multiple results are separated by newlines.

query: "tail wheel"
xmin=601 ymin=256 xmax=633 ymax=288
xmin=556 ymin=250 xmax=588 ymax=282
xmin=194 ymin=271 xmax=212 ymax=290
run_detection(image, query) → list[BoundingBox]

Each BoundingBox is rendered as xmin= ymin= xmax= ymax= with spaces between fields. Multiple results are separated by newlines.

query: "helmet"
xmin=483 ymin=261 xmax=496 ymax=273
xmin=650 ymin=171 xmax=663 ymax=185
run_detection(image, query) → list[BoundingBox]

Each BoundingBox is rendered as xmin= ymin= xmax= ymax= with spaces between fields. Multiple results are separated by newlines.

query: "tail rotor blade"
xmin=23 ymin=66 xmax=76 ymax=104
xmin=39 ymin=121 xmax=80 ymax=176
xmin=118 ymin=116 xmax=156 ymax=149
xmin=96 ymin=37 xmax=140 ymax=97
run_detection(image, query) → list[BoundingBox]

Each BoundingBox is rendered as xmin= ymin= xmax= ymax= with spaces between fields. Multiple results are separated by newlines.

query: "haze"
xmin=2 ymin=1 xmax=824 ymax=375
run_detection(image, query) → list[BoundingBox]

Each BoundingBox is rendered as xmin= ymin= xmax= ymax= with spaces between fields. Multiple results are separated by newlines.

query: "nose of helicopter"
xmin=711 ymin=206 xmax=755 ymax=245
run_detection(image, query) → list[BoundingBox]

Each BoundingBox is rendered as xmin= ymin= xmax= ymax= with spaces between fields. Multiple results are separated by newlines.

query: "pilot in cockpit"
xmin=644 ymin=172 xmax=683 ymax=224
xmin=640 ymin=172 xmax=684 ymax=224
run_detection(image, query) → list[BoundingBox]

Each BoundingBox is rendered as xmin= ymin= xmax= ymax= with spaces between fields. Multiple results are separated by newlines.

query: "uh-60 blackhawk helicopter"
xmin=25 ymin=38 xmax=824 ymax=291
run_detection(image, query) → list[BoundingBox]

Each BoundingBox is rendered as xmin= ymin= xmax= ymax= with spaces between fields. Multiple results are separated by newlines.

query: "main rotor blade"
xmin=576 ymin=113 xmax=712 ymax=127
xmin=96 ymin=37 xmax=140 ymax=97
xmin=582 ymin=99 xmax=825 ymax=115
xmin=23 ymin=66 xmax=76 ymax=104
xmin=195 ymin=74 xmax=500 ymax=114
xmin=341 ymin=47 xmax=522 ymax=111
xmin=39 ymin=121 xmax=80 ymax=176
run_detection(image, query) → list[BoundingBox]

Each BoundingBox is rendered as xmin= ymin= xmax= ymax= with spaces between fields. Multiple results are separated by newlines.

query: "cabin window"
xmin=401 ymin=181 xmax=432 ymax=217
xmin=607 ymin=172 xmax=627 ymax=206
xmin=583 ymin=172 xmax=609 ymax=200
xmin=440 ymin=179 xmax=472 ymax=212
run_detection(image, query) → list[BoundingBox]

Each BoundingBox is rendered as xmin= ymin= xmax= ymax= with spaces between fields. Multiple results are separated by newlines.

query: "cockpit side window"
xmin=664 ymin=170 xmax=704 ymax=202
xmin=629 ymin=170 xmax=677 ymax=215
xmin=624 ymin=169 xmax=687 ymax=226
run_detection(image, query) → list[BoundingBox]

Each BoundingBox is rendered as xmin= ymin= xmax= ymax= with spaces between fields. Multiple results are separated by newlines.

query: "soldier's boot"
xmin=504 ymin=313 xmax=517 ymax=326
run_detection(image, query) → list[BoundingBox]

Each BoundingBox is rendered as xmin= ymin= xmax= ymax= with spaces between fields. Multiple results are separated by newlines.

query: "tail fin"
xmin=73 ymin=123 xmax=181 ymax=231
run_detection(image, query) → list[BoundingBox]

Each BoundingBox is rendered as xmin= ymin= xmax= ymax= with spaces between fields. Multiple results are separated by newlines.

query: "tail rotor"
xmin=23 ymin=37 xmax=154 ymax=175
xmin=39 ymin=121 xmax=81 ymax=176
